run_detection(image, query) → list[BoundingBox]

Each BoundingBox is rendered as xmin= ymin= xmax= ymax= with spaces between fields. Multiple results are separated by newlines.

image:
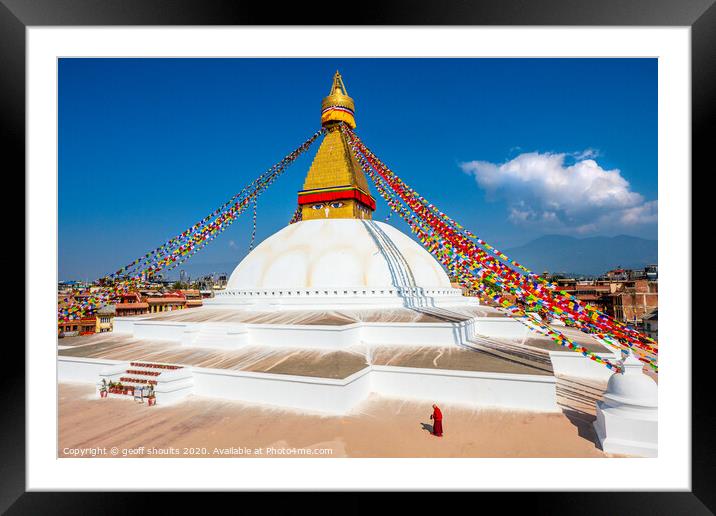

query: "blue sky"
xmin=59 ymin=58 xmax=657 ymax=281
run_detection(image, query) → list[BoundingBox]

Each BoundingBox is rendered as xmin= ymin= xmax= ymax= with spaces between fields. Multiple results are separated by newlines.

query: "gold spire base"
xmin=297 ymin=126 xmax=375 ymax=221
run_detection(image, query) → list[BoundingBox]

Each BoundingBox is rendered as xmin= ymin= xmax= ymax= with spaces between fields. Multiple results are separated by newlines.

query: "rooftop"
xmin=115 ymin=302 xmax=149 ymax=309
xmin=96 ymin=305 xmax=116 ymax=315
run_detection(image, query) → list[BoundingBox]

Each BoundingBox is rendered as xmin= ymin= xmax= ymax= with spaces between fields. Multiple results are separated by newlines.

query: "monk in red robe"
xmin=430 ymin=404 xmax=443 ymax=437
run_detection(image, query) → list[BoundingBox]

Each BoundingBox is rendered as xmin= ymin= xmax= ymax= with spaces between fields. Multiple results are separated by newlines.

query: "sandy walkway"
xmin=58 ymin=376 xmax=622 ymax=458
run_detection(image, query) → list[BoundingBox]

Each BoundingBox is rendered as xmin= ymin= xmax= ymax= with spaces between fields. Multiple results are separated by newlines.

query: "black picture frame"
xmin=4 ymin=0 xmax=710 ymax=512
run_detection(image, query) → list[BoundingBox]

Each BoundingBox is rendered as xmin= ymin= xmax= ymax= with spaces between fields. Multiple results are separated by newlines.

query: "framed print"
xmin=3 ymin=0 xmax=713 ymax=512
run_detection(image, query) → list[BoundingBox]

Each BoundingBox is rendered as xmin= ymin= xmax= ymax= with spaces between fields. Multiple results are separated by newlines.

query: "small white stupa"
xmin=594 ymin=351 xmax=658 ymax=457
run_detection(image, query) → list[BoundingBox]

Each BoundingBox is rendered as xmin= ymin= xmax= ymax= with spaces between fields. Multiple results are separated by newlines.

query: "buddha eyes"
xmin=311 ymin=202 xmax=344 ymax=210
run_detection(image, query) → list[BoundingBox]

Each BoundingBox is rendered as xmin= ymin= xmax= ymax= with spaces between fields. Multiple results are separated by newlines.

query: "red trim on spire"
xmin=298 ymin=188 xmax=376 ymax=211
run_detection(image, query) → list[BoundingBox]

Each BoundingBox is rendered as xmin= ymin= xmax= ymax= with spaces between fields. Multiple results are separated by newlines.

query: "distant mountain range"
xmin=504 ymin=235 xmax=657 ymax=276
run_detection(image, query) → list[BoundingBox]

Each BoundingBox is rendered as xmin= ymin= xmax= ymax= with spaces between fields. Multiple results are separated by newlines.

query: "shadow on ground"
xmin=557 ymin=375 xmax=607 ymax=450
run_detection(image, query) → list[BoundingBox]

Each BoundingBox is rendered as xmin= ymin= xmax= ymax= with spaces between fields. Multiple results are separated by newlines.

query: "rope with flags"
xmin=340 ymin=123 xmax=657 ymax=373
xmin=58 ymin=128 xmax=326 ymax=323
xmin=248 ymin=197 xmax=258 ymax=252
xmin=289 ymin=206 xmax=303 ymax=225
xmin=102 ymin=128 xmax=325 ymax=283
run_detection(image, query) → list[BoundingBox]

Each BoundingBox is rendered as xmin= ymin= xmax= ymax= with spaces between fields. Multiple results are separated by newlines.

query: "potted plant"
xmin=147 ymin=385 xmax=156 ymax=406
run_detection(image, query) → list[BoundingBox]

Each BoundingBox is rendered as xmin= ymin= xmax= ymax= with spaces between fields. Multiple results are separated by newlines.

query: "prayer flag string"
xmin=58 ymin=128 xmax=325 ymax=323
xmin=341 ymin=123 xmax=657 ymax=373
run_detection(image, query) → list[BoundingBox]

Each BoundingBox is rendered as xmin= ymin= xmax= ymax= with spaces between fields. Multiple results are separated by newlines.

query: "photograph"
xmin=56 ymin=57 xmax=660 ymax=460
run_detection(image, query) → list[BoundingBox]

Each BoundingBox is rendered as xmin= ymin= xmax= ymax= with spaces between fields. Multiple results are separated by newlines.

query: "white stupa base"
xmin=113 ymin=311 xmax=531 ymax=350
xmin=61 ymin=356 xmax=559 ymax=414
xmin=593 ymin=401 xmax=658 ymax=457
xmin=209 ymin=287 xmax=475 ymax=310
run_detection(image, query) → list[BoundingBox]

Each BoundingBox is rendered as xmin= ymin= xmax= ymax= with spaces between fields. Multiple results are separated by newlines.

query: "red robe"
xmin=431 ymin=407 xmax=443 ymax=437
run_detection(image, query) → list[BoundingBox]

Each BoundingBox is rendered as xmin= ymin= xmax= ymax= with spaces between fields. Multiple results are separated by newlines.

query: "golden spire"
xmin=327 ymin=70 xmax=349 ymax=96
xmin=320 ymin=71 xmax=356 ymax=129
xmin=297 ymin=71 xmax=375 ymax=221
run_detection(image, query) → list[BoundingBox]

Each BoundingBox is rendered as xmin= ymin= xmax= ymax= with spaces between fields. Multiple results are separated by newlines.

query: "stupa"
xmin=212 ymin=71 xmax=473 ymax=310
xmin=58 ymin=72 xmax=621 ymax=417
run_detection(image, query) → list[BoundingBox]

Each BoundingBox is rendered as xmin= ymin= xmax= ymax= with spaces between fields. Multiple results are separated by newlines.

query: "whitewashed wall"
xmin=110 ymin=317 xmax=500 ymax=350
xmin=549 ymin=351 xmax=620 ymax=381
xmin=60 ymin=354 xmax=561 ymax=414
xmin=371 ymin=365 xmax=559 ymax=412
xmin=191 ymin=367 xmax=372 ymax=414
xmin=133 ymin=322 xmax=189 ymax=341
xmin=58 ymin=356 xmax=125 ymax=382
xmin=473 ymin=318 xmax=530 ymax=340
xmin=248 ymin=324 xmax=363 ymax=349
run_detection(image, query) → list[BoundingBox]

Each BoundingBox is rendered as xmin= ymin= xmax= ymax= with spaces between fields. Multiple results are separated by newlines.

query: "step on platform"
xmin=97 ymin=361 xmax=194 ymax=405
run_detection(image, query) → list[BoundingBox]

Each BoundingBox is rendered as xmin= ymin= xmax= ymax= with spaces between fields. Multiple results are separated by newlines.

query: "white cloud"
xmin=460 ymin=152 xmax=656 ymax=234
xmin=571 ymin=148 xmax=600 ymax=160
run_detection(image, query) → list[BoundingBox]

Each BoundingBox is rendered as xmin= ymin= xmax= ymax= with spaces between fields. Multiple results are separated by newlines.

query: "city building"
xmin=115 ymin=292 xmax=149 ymax=317
xmin=643 ymin=309 xmax=658 ymax=340
xmin=603 ymin=265 xmax=657 ymax=282
xmin=95 ymin=304 xmax=116 ymax=333
xmin=610 ymin=279 xmax=658 ymax=325
xmin=645 ymin=264 xmax=658 ymax=280
xmin=58 ymin=316 xmax=96 ymax=337
xmin=181 ymin=289 xmax=204 ymax=308
xmin=58 ymin=291 xmax=98 ymax=336
xmin=604 ymin=267 xmax=630 ymax=281
xmin=553 ymin=279 xmax=615 ymax=314
xmin=555 ymin=276 xmax=658 ymax=325
xmin=195 ymin=273 xmax=228 ymax=291
xmin=146 ymin=291 xmax=187 ymax=313
xmin=213 ymin=274 xmax=228 ymax=290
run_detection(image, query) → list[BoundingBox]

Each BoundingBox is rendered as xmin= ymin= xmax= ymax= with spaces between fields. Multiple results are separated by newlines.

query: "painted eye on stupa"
xmin=311 ymin=204 xmax=324 ymax=210
xmin=330 ymin=202 xmax=344 ymax=209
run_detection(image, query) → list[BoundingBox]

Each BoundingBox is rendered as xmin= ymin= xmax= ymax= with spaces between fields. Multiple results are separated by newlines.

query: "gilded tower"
xmin=297 ymin=72 xmax=376 ymax=221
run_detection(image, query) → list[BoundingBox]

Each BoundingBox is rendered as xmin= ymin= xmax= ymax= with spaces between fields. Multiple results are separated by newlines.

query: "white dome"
xmin=603 ymin=353 xmax=658 ymax=407
xmin=227 ymin=219 xmax=451 ymax=291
